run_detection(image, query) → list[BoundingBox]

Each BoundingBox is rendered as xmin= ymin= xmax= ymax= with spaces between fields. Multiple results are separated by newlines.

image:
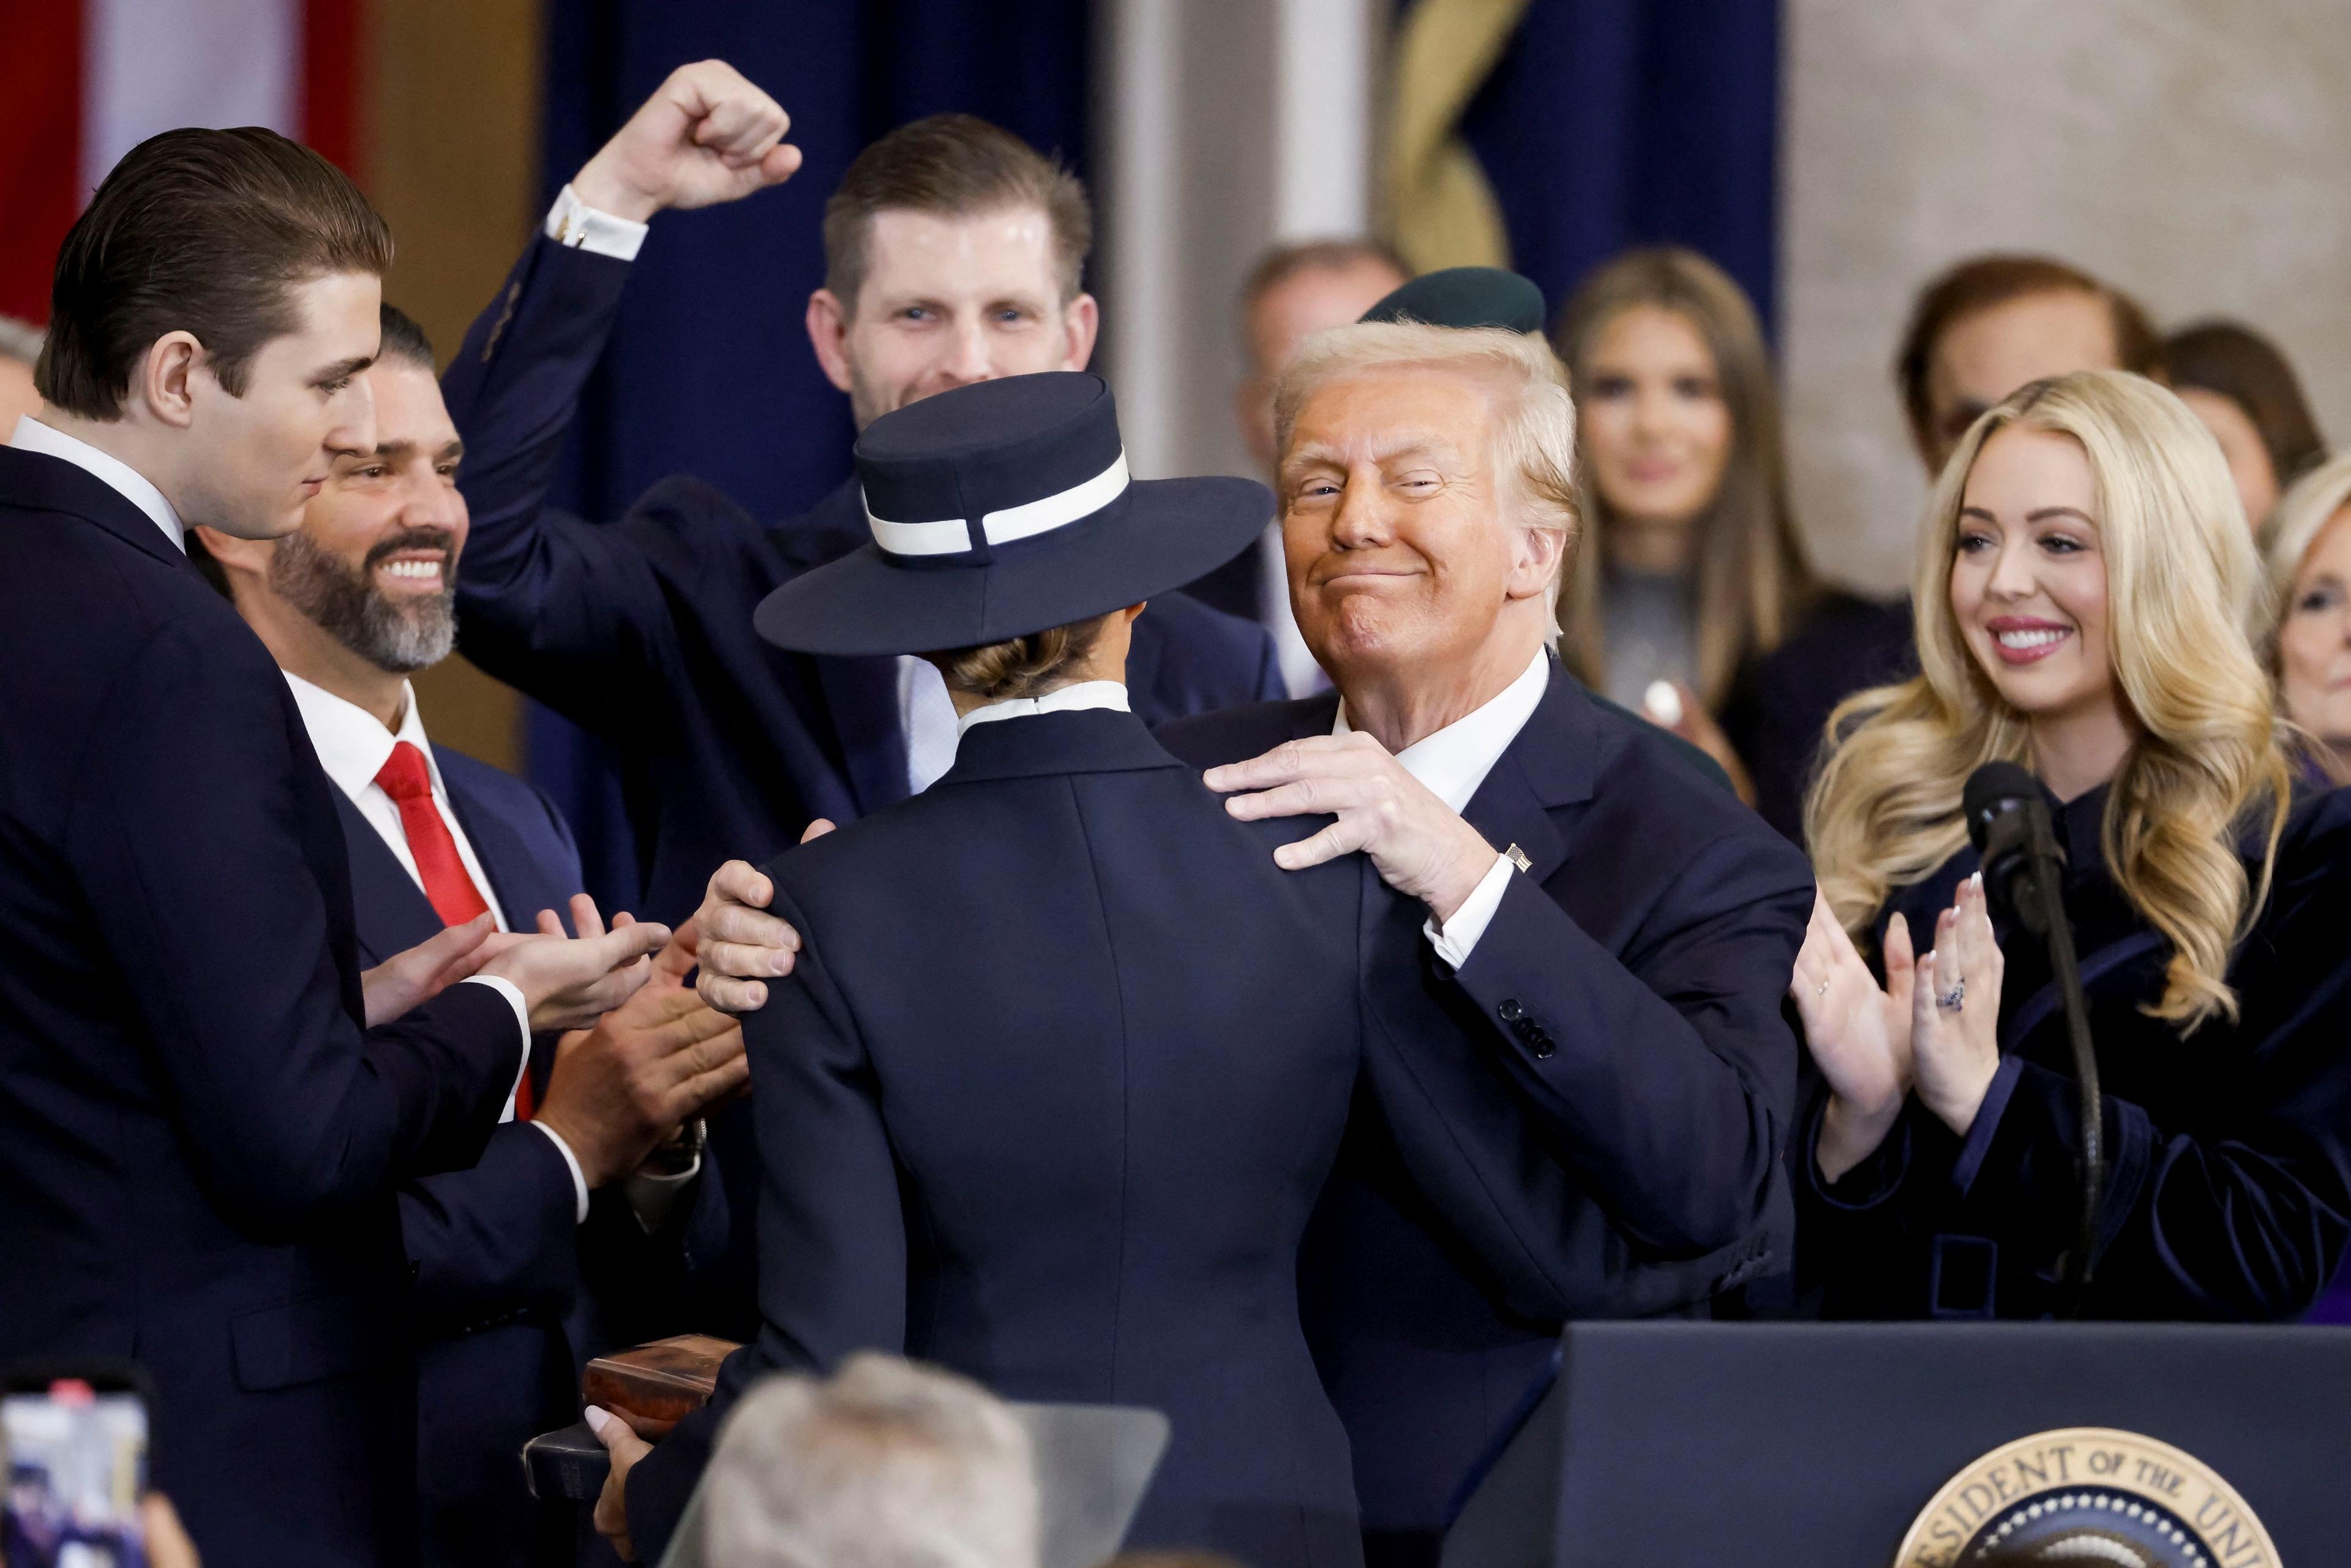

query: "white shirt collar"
xmin=1334 ymin=650 xmax=1550 ymax=814
xmin=10 ymin=415 xmax=186 ymax=552
xmin=282 ymin=670 xmax=433 ymax=804
xmin=955 ymin=679 xmax=1132 ymax=737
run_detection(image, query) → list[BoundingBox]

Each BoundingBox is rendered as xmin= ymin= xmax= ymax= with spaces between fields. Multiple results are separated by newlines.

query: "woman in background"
xmin=1551 ymin=247 xmax=1859 ymax=830
xmin=2164 ymin=320 xmax=2325 ymax=529
xmin=2259 ymin=451 xmax=2351 ymax=782
xmin=1788 ymin=370 xmax=2351 ymax=1322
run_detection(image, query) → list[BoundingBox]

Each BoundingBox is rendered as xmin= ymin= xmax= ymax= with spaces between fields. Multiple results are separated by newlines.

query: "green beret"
xmin=1359 ymin=267 xmax=1548 ymax=334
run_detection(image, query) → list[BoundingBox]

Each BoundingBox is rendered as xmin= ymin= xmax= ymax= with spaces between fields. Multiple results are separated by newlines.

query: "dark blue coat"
xmin=1156 ymin=661 xmax=1814 ymax=1564
xmin=442 ymin=235 xmax=1283 ymax=1347
xmin=623 ymin=707 xmax=1661 ymax=1568
xmin=1799 ymin=780 xmax=2351 ymax=1323
xmin=0 ymin=445 xmax=527 ymax=1568
xmin=441 ymin=236 xmax=1283 ymax=929
xmin=336 ymin=747 xmax=723 ymax=1567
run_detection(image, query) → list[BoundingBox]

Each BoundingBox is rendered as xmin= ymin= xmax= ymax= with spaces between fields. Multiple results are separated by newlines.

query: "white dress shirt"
xmin=958 ymin=679 xmax=1131 ymax=738
xmin=900 ymin=656 xmax=966 ymax=794
xmin=283 ymin=673 xmax=591 ymax=1220
xmin=546 ymin=184 xmax=650 ymax=261
xmin=1335 ymin=648 xmax=1550 ymax=967
xmin=10 ymin=415 xmax=186 ymax=550
xmin=286 ymin=673 xmax=514 ymax=932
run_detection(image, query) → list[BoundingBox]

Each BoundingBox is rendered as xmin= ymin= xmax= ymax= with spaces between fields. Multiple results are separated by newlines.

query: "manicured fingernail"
xmin=584 ymin=1406 xmax=611 ymax=1435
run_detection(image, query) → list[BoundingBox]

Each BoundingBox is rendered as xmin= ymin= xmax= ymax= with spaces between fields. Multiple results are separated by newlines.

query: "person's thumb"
xmin=585 ymin=1405 xmax=652 ymax=1462
xmin=758 ymin=142 xmax=803 ymax=187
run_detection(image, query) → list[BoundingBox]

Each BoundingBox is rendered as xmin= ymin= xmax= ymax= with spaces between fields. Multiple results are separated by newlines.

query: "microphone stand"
xmin=2002 ymin=811 xmax=2102 ymax=1318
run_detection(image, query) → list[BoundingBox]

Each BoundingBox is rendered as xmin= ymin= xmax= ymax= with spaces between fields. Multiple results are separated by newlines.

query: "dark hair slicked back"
xmin=822 ymin=114 xmax=1090 ymax=313
xmin=376 ymin=303 xmax=436 ymax=370
xmin=39 ymin=126 xmax=392 ymax=419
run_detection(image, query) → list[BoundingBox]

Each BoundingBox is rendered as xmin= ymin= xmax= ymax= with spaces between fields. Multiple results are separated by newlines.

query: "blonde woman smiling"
xmin=1789 ymin=371 xmax=2351 ymax=1322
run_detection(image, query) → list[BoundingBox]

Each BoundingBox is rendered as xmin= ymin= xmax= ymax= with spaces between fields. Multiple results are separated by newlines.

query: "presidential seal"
xmin=1895 ymin=1428 xmax=2279 ymax=1567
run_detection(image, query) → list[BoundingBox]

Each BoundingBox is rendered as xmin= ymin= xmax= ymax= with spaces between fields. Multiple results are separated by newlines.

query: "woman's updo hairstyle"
xmin=934 ymin=613 xmax=1111 ymax=702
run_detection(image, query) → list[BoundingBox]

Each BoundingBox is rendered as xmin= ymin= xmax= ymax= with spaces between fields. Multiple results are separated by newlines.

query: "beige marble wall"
xmin=1782 ymin=0 xmax=2351 ymax=595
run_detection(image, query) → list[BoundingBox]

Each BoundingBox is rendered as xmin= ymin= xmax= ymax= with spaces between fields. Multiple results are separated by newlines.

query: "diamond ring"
xmin=1937 ymin=978 xmax=1965 ymax=1012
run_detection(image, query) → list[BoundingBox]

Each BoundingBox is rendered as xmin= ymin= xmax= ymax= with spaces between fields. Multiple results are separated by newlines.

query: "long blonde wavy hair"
xmin=1805 ymin=371 xmax=2292 ymax=1030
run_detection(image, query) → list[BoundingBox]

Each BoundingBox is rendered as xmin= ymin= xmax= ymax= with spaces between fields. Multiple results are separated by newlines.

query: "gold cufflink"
xmin=1504 ymin=843 xmax=1532 ymax=873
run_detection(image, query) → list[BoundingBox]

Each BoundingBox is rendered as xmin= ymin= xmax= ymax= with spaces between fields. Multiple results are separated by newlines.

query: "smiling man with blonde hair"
xmin=1160 ymin=318 xmax=1812 ymax=1561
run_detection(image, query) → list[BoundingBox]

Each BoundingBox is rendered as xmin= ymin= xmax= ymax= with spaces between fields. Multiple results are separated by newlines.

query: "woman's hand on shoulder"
xmin=1790 ymin=889 xmax=1917 ymax=1182
xmin=1910 ymin=874 xmax=2005 ymax=1138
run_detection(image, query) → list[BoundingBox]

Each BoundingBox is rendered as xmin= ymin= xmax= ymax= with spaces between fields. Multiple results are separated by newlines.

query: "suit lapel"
xmin=1462 ymin=753 xmax=1572 ymax=885
xmin=0 ymin=445 xmax=199 ymax=576
xmin=1458 ymin=656 xmax=1591 ymax=885
xmin=438 ymin=757 xmax=573 ymax=933
xmin=333 ymin=792 xmax=442 ymax=967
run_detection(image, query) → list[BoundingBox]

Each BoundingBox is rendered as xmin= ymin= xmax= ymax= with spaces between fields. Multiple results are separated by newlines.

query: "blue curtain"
xmin=528 ymin=0 xmax=1092 ymax=910
xmin=1455 ymin=0 xmax=1780 ymax=334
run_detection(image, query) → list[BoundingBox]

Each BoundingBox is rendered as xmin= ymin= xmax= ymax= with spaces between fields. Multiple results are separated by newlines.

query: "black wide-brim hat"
xmin=753 ymin=372 xmax=1271 ymax=656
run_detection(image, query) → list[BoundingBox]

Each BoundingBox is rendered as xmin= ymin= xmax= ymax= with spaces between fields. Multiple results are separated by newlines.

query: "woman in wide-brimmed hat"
xmin=615 ymin=370 xmax=1579 ymax=1568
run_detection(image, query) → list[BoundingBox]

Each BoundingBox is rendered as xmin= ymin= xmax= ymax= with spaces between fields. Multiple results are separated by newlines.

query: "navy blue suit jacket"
xmin=339 ymin=749 xmax=729 ymax=1567
xmin=1157 ymin=661 xmax=1813 ymax=1564
xmin=442 ymin=235 xmax=1282 ymax=930
xmin=624 ymin=710 xmax=1663 ymax=1568
xmin=0 ymin=445 xmax=526 ymax=1568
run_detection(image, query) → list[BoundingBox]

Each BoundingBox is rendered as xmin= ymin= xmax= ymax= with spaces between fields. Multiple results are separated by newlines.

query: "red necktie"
xmin=375 ymin=741 xmax=531 ymax=1117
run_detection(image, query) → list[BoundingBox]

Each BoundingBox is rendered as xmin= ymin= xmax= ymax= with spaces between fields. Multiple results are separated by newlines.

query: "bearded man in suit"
xmin=192 ymin=301 xmax=748 ymax=1568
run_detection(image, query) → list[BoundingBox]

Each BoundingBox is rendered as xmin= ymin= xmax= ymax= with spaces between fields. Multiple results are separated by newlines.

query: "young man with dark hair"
xmin=193 ymin=303 xmax=746 ymax=1567
xmin=0 ymin=129 xmax=669 ymax=1568
xmin=443 ymin=66 xmax=1284 ymax=936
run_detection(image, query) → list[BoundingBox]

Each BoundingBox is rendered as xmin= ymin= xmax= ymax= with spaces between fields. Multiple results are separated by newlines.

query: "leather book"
xmin=580 ymin=1334 xmax=741 ymax=1438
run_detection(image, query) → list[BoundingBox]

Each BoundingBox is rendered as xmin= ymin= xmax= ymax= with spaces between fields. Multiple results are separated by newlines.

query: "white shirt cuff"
xmin=459 ymin=975 xmax=533 ymax=1102
xmin=1423 ymin=853 xmax=1515 ymax=969
xmin=530 ymin=1122 xmax=593 ymax=1224
xmin=623 ymin=1156 xmax=703 ymax=1236
xmin=546 ymin=184 xmax=649 ymax=262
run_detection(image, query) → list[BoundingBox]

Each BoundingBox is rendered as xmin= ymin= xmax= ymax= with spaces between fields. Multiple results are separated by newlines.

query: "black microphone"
xmin=1963 ymin=760 xmax=2101 ymax=1315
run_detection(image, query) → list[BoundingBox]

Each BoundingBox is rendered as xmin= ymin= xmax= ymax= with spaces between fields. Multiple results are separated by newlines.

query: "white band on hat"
xmin=864 ymin=451 xmax=1131 ymax=557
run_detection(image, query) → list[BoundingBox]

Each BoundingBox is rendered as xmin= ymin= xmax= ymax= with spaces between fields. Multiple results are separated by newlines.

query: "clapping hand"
xmin=479 ymin=894 xmax=672 ymax=1033
xmin=362 ymin=912 xmax=500 ymax=1027
xmin=572 ymin=59 xmax=801 ymax=223
xmin=1910 ymin=874 xmax=2004 ymax=1137
xmin=530 ymin=917 xmax=749 ymax=1188
xmin=1789 ymin=890 xmax=1918 ymax=1183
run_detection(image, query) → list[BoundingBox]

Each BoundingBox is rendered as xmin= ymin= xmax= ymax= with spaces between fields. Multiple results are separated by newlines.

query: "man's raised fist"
xmin=572 ymin=59 xmax=801 ymax=223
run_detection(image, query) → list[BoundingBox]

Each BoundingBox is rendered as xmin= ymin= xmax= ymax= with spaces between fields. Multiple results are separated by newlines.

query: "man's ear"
xmin=139 ymin=333 xmax=204 ymax=429
xmin=1507 ymin=524 xmax=1569 ymax=599
xmin=806 ymin=289 xmax=855 ymax=396
xmin=1060 ymin=292 xmax=1100 ymax=372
